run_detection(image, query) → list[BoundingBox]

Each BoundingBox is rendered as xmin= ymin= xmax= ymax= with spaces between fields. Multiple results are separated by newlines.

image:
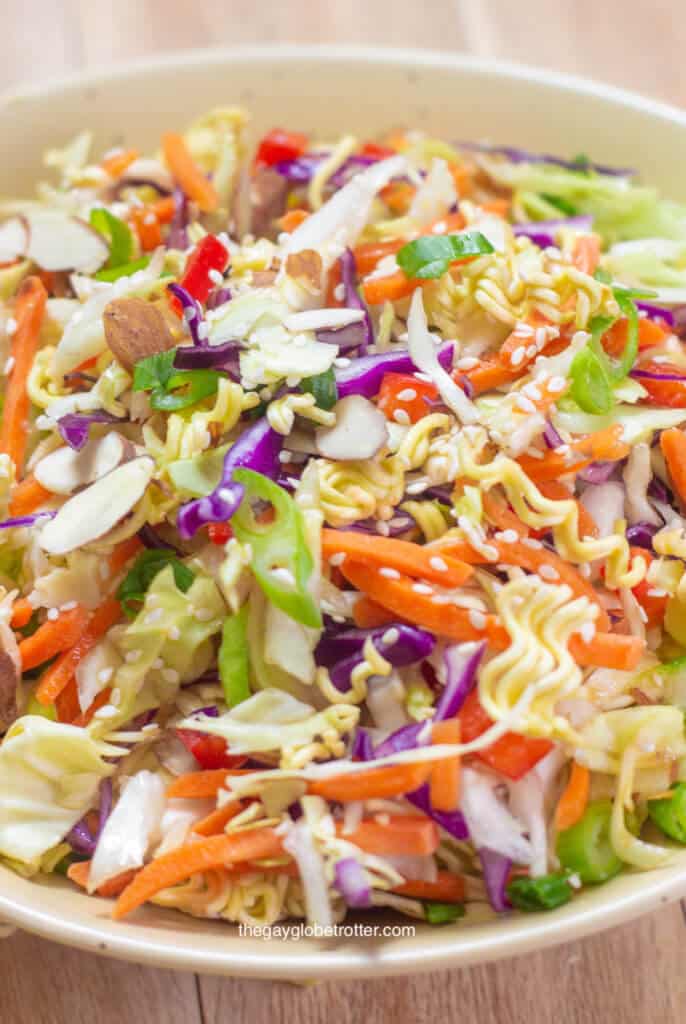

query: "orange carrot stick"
xmin=392 ymin=870 xmax=466 ymax=902
xmin=277 ymin=209 xmax=310 ymax=233
xmin=18 ymin=605 xmax=89 ymax=670
xmin=603 ymin=316 xmax=669 ymax=358
xmin=161 ymin=133 xmax=219 ymax=213
xmin=0 ymin=277 xmax=48 ymax=475
xmin=8 ymin=475 xmax=53 ymax=517
xmin=67 ymin=861 xmax=138 ymax=898
xmin=107 ymin=536 xmax=144 ymax=579
xmin=362 ymin=270 xmax=420 ymax=305
xmin=55 ymin=677 xmax=82 ymax=724
xmin=429 ymin=719 xmax=461 ymax=812
xmin=10 ymin=597 xmax=34 ymax=630
xmin=192 ymin=802 xmax=244 ymax=837
xmin=571 ymin=234 xmax=601 ymax=275
xmin=353 ymin=240 xmax=405 ymax=276
xmin=308 ymin=762 xmax=431 ymax=802
xmin=150 ymin=196 xmax=177 ymax=224
xmin=352 ymin=596 xmax=397 ymax=629
xmin=661 ymin=428 xmax=686 ymax=507
xmin=481 ymin=490 xmax=528 ymax=536
xmin=35 ymin=597 xmax=122 ymax=705
xmin=554 ymin=761 xmax=590 ymax=832
xmin=113 ymin=828 xmax=283 ymax=919
xmin=337 ymin=817 xmax=440 ymax=857
xmin=537 ymin=481 xmax=599 ymax=539
xmin=72 ymin=686 xmax=113 ymax=727
xmin=128 ymin=206 xmax=162 ymax=251
xmin=321 ymin=529 xmax=473 ymax=588
xmin=166 ymin=769 xmax=254 ymax=800
xmin=100 ymin=148 xmax=140 ymax=178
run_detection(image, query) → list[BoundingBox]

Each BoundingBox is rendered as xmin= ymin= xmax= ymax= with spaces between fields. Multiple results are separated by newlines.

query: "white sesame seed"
xmin=397 ymin=388 xmax=418 ymax=402
xmin=144 ymin=608 xmax=164 ymax=625
xmin=110 ymin=687 xmax=121 ymax=706
xmin=510 ymin=346 xmax=526 ymax=367
xmin=60 ymin=600 xmax=78 ymax=611
xmin=523 ymin=383 xmax=542 ymax=401
xmin=522 ymin=537 xmax=543 ymax=550
xmin=5 ymin=317 xmax=17 ymax=336
xmin=162 ymin=668 xmax=179 ymax=684
xmin=468 ymin=609 xmax=487 ymax=631
xmin=374 ymin=813 xmax=391 ymax=826
xmin=414 ymin=372 xmax=433 ymax=384
xmin=278 ymin=450 xmax=292 ymax=464
xmin=334 ymin=357 xmax=351 ymax=368
xmin=502 ymin=529 xmax=519 ymax=543
xmin=382 ymin=627 xmax=400 ymax=646
xmin=429 ymin=556 xmax=448 ymax=572
xmin=125 ymin=649 xmax=142 ymax=664
xmin=431 ymin=220 xmax=447 ymax=235
xmin=548 ymin=376 xmax=566 ymax=393
xmin=393 ymin=408 xmax=411 ymax=425
xmin=141 ymin=723 xmax=159 ymax=733
xmin=580 ymin=621 xmax=596 ymax=644
xmin=197 ymin=321 xmax=209 ymax=341
xmin=515 ymin=395 xmax=537 ymax=414
xmin=195 ymin=608 xmax=215 ymax=622
xmin=578 ymin=563 xmax=591 ymax=578
xmin=208 ymin=268 xmax=224 ymax=285
xmin=375 ymin=520 xmax=391 ymax=537
xmin=456 ymin=356 xmax=479 ymax=371
xmin=513 ymin=322 xmax=534 ymax=338
xmin=390 ymin=516 xmax=410 ymax=529
xmin=647 ymin=588 xmax=668 ymax=598
xmin=334 ymin=283 xmax=345 ymax=302
xmin=526 ymin=345 xmax=538 ymax=359
xmin=3 ymin=356 xmax=15 ymax=376
xmin=46 ymin=607 xmax=59 ymax=621
xmin=153 ymin=658 xmax=165 ymax=670
xmin=379 ymin=567 xmax=400 ymax=579
xmin=539 ymin=564 xmax=560 ymax=581
xmin=535 ymin=327 xmax=548 ymax=349
xmin=412 ymin=582 xmax=433 ymax=595
xmin=329 ymin=552 xmax=346 ymax=567
xmin=97 ymin=667 xmax=114 ymax=685
xmin=406 ymin=480 xmax=428 ymax=495
xmin=94 ymin=705 xmax=119 ymax=719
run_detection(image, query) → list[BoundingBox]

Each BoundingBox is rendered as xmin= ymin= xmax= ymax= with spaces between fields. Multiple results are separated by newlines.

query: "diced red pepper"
xmin=459 ymin=689 xmax=553 ymax=780
xmin=177 ymin=730 xmax=247 ymax=770
xmin=377 ymin=372 xmax=439 ymax=424
xmin=629 ymin=546 xmax=668 ymax=627
xmin=359 ymin=141 xmax=396 ymax=160
xmin=207 ymin=522 xmax=233 ymax=545
xmin=636 ymin=360 xmax=686 ymax=408
xmin=171 ymin=234 xmax=229 ymax=316
xmin=255 ymin=129 xmax=308 ymax=167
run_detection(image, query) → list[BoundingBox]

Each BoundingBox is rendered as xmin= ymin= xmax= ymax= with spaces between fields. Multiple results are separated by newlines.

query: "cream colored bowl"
xmin=2 ymin=46 xmax=686 ymax=979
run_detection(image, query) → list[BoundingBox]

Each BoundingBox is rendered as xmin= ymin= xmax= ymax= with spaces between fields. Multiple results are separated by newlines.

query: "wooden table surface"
xmin=2 ymin=1 xmax=685 ymax=1021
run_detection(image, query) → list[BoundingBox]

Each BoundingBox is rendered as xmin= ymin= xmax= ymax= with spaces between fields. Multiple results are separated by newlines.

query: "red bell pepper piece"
xmin=629 ymin=546 xmax=668 ymax=627
xmin=377 ymin=372 xmax=439 ymax=424
xmin=177 ymin=729 xmax=247 ymax=770
xmin=207 ymin=522 xmax=233 ymax=545
xmin=636 ymin=360 xmax=686 ymax=408
xmin=171 ymin=234 xmax=229 ymax=316
xmin=359 ymin=141 xmax=396 ymax=160
xmin=459 ymin=689 xmax=552 ymax=780
xmin=255 ymin=129 xmax=308 ymax=167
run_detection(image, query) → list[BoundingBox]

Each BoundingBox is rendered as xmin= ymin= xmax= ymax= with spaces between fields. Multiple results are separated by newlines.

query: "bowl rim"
xmin=2 ymin=43 xmax=686 ymax=977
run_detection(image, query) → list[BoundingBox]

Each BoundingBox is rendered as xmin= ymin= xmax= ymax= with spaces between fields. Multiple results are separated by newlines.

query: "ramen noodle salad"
xmin=1 ymin=110 xmax=686 ymax=931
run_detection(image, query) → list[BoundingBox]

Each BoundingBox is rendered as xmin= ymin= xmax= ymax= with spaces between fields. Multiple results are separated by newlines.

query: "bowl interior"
xmin=1 ymin=46 xmax=686 ymax=978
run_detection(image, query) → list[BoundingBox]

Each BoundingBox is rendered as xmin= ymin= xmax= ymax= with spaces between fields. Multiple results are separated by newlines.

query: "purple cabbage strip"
xmin=334 ymin=857 xmax=372 ymax=908
xmin=478 ymin=847 xmax=512 ymax=913
xmin=434 ymin=642 xmax=485 ymax=721
xmin=340 ymin=248 xmax=374 ymax=354
xmin=66 ymin=778 xmax=113 ymax=857
xmin=324 ymin=626 xmax=435 ymax=694
xmin=273 ymin=154 xmax=322 ymax=182
xmin=96 ymin=778 xmax=112 ymax=841
xmin=138 ymin=523 xmax=183 ymax=555
xmin=316 ymin=322 xmax=367 ymax=350
xmin=0 ymin=511 xmax=55 ymax=530
xmin=648 ymin=477 xmax=671 ymax=504
xmin=168 ymin=282 xmax=205 ymax=347
xmin=577 ymin=461 xmax=617 ymax=484
xmin=513 ymin=214 xmax=593 ymax=237
xmin=206 ymin=287 xmax=232 ymax=311
xmin=543 ymin=419 xmax=564 ymax=449
xmin=636 ymin=301 xmax=675 ymax=326
xmin=631 ymin=367 xmax=686 ymax=383
xmin=456 ymin=140 xmax=635 ymax=177
xmin=192 ymin=705 xmax=220 ymax=718
xmin=626 ymin=522 xmax=659 ymax=550
xmin=406 ymin=783 xmax=470 ymax=841
xmin=176 ymin=417 xmax=283 ymax=539
xmin=329 ymin=155 xmax=378 ymax=187
xmin=373 ymin=721 xmax=429 ymax=759
xmin=173 ymin=340 xmax=241 ymax=370
xmin=336 ymin=342 xmax=454 ymax=399
xmin=350 ymin=727 xmax=374 ymax=761
xmin=57 ymin=411 xmax=125 ymax=451
xmin=166 ymin=186 xmax=189 ymax=250
xmin=517 ymin=231 xmax=555 ymax=250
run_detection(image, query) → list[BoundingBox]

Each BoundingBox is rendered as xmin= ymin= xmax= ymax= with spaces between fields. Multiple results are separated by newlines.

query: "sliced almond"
xmin=0 ymin=216 xmax=28 ymax=263
xmin=285 ymin=249 xmax=323 ymax=293
xmin=39 ymin=456 xmax=155 ymax=555
xmin=0 ymin=619 xmax=21 ymax=730
xmin=120 ymin=157 xmax=174 ymax=193
xmin=250 ymin=166 xmax=288 ymax=239
xmin=316 ymin=395 xmax=389 ymax=461
xmin=26 ymin=211 xmax=109 ymax=273
xmin=104 ymin=297 xmax=176 ymax=370
xmin=34 ymin=433 xmax=135 ymax=496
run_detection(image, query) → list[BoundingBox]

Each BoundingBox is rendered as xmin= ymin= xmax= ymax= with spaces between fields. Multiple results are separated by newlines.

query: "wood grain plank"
xmin=0 ymin=930 xmax=201 ymax=1024
xmin=198 ymin=902 xmax=686 ymax=1024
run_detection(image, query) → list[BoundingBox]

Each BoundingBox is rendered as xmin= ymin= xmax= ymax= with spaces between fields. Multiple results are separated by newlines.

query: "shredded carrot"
xmin=55 ymin=677 xmax=82 ymax=724
xmin=517 ymin=425 xmax=630 ymax=483
xmin=480 ymin=198 xmax=510 ymax=217
xmin=8 ymin=474 xmax=52 ymax=517
xmin=321 ymin=529 xmax=473 ymax=588
xmin=10 ymin=597 xmax=34 ymax=630
xmin=150 ymin=196 xmax=177 ymax=224
xmin=448 ymin=163 xmax=473 ymax=198
xmin=603 ymin=316 xmax=669 ymax=358
xmin=481 ymin=490 xmax=528 ymax=536
xmin=362 ymin=269 xmax=419 ymax=306
xmin=392 ymin=870 xmax=466 ymax=903
xmin=499 ymin=312 xmax=553 ymax=370
xmin=337 ymin=817 xmax=439 ymax=857
xmin=192 ymin=802 xmax=244 ymax=837
xmin=34 ymin=597 xmax=122 ymax=706
xmin=0 ymin=277 xmax=48 ymax=475
xmin=67 ymin=860 xmax=138 ymax=898
xmin=18 ymin=604 xmax=89 ymax=671
xmin=429 ymin=719 xmax=461 ymax=812
xmin=166 ymin=768 xmax=254 ymax=800
xmin=72 ymin=687 xmax=113 ymax=727
xmin=571 ymin=234 xmax=601 ymax=275
xmin=426 ymin=210 xmax=467 ymax=235
xmin=107 ymin=536 xmax=143 ymax=579
xmin=100 ymin=148 xmax=140 ymax=178
xmin=660 ymin=428 xmax=686 ymax=508
xmin=113 ymin=828 xmax=283 ymax=919
xmin=161 ymin=133 xmax=218 ymax=213
xmin=353 ymin=239 xmax=404 ymax=276
xmin=352 ymin=596 xmax=397 ymax=629
xmin=277 ymin=208 xmax=310 ymax=233
xmin=379 ymin=180 xmax=415 ymax=214
xmin=325 ymin=259 xmax=343 ymax=307
xmin=554 ymin=761 xmax=590 ymax=831
xmin=308 ymin=762 xmax=431 ymax=802
xmin=128 ymin=206 xmax=162 ymax=251
xmin=342 ymin=559 xmax=644 ymax=669
xmin=537 ymin=480 xmax=599 ymax=539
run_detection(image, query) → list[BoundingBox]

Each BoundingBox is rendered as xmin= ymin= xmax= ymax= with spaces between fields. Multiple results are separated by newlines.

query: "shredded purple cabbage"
xmin=57 ymin=411 xmax=125 ymax=451
xmin=336 ymin=343 xmax=454 ymax=400
xmin=478 ymin=847 xmax=512 ymax=912
xmin=636 ymin=301 xmax=675 ymax=326
xmin=206 ymin=287 xmax=232 ymax=311
xmin=168 ymin=282 xmax=205 ymax=347
xmin=543 ymin=420 xmax=564 ymax=449
xmin=173 ymin=340 xmax=241 ymax=371
xmin=167 ymin=186 xmax=189 ymax=250
xmin=340 ymin=249 xmax=373 ymax=353
xmin=350 ymin=727 xmax=374 ymax=761
xmin=631 ymin=367 xmax=686 ymax=383
xmin=434 ymin=642 xmax=485 ymax=721
xmin=138 ymin=523 xmax=182 ymax=555
xmin=334 ymin=857 xmax=371 ymax=908
xmin=319 ymin=625 xmax=435 ymax=693
xmin=373 ymin=721 xmax=429 ymax=759
xmin=66 ymin=778 xmax=113 ymax=857
xmin=626 ymin=522 xmax=659 ymax=550
xmin=406 ymin=783 xmax=470 ymax=841
xmin=0 ymin=511 xmax=56 ymax=530
xmin=316 ymin=322 xmax=367 ymax=350
xmin=457 ymin=140 xmax=634 ymax=177
xmin=577 ymin=461 xmax=617 ymax=484
xmin=176 ymin=417 xmax=282 ymax=539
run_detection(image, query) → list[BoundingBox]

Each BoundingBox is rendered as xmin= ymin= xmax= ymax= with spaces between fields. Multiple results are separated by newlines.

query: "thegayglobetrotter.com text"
xmin=238 ymin=922 xmax=416 ymax=940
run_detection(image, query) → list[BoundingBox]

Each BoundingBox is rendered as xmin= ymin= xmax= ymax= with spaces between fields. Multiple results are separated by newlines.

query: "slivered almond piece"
xmin=285 ymin=249 xmax=323 ymax=292
xmin=34 ymin=433 xmax=135 ymax=496
xmin=0 ymin=619 xmax=21 ymax=729
xmin=104 ymin=297 xmax=176 ymax=370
